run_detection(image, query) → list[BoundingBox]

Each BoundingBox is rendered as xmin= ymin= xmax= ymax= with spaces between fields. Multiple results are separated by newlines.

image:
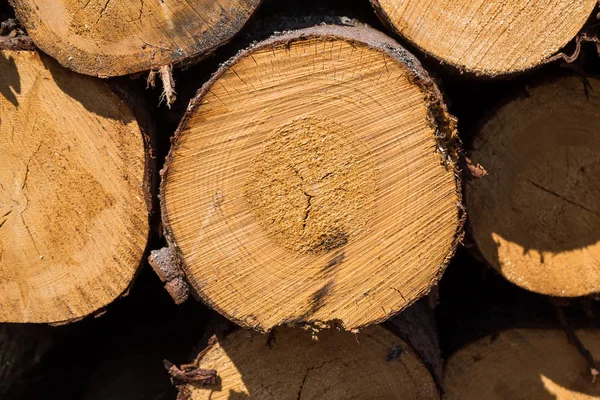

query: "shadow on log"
xmin=170 ymin=300 xmax=442 ymax=399
xmin=466 ymin=76 xmax=600 ymax=297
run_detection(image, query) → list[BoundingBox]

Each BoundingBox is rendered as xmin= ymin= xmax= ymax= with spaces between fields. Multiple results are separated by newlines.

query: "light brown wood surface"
xmin=180 ymin=326 xmax=439 ymax=399
xmin=371 ymin=0 xmax=596 ymax=76
xmin=445 ymin=329 xmax=600 ymax=399
xmin=159 ymin=24 xmax=462 ymax=332
xmin=9 ymin=0 xmax=261 ymax=77
xmin=467 ymin=77 xmax=600 ymax=297
xmin=0 ymin=49 xmax=150 ymax=323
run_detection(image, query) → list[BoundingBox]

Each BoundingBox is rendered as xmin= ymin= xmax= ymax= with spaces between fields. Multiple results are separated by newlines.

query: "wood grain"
xmin=0 ymin=48 xmax=151 ymax=322
xmin=372 ymin=0 xmax=596 ymax=76
xmin=159 ymin=24 xmax=462 ymax=332
xmin=10 ymin=0 xmax=261 ymax=76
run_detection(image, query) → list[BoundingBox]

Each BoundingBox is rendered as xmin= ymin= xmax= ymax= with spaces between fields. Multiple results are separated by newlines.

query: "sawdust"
xmin=244 ymin=117 xmax=377 ymax=254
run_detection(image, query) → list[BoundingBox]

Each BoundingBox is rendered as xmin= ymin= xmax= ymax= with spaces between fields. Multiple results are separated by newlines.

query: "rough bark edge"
xmin=369 ymin=0 xmax=598 ymax=78
xmin=8 ymin=0 xmax=262 ymax=77
xmin=0 ymin=35 xmax=33 ymax=50
xmin=463 ymin=73 xmax=600 ymax=298
xmin=0 ymin=40 xmax=158 ymax=325
xmin=158 ymin=21 xmax=465 ymax=332
xmin=172 ymin=307 xmax=442 ymax=400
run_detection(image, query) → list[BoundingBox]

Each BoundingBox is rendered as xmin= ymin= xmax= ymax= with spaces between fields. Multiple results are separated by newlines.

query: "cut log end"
xmin=9 ymin=0 xmax=261 ymax=77
xmin=0 ymin=47 xmax=151 ymax=323
xmin=160 ymin=24 xmax=463 ymax=332
xmin=467 ymin=77 xmax=600 ymax=297
xmin=371 ymin=0 xmax=597 ymax=76
xmin=176 ymin=326 xmax=440 ymax=399
xmin=445 ymin=329 xmax=600 ymax=399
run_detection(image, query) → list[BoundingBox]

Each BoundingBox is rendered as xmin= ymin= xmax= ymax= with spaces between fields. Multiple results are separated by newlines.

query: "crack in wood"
xmin=302 ymin=192 xmax=313 ymax=232
xmin=528 ymin=180 xmax=600 ymax=217
xmin=296 ymin=359 xmax=337 ymax=400
xmin=22 ymin=143 xmax=43 ymax=190
xmin=94 ymin=0 xmax=113 ymax=26
xmin=0 ymin=210 xmax=12 ymax=229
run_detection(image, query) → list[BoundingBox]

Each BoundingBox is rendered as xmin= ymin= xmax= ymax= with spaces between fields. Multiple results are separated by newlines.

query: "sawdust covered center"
xmin=244 ymin=117 xmax=377 ymax=254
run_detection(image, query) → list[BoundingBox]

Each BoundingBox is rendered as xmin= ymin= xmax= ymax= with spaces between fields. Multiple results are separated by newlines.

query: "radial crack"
xmin=528 ymin=180 xmax=600 ymax=217
xmin=289 ymin=164 xmax=304 ymax=181
xmin=296 ymin=368 xmax=310 ymax=400
xmin=296 ymin=359 xmax=338 ymax=400
xmin=94 ymin=0 xmax=112 ymax=25
xmin=302 ymin=193 xmax=313 ymax=231
xmin=22 ymin=143 xmax=42 ymax=190
xmin=0 ymin=209 xmax=12 ymax=228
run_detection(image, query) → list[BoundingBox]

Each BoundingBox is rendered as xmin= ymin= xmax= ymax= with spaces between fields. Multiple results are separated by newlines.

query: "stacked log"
xmin=172 ymin=301 xmax=442 ymax=399
xmin=1 ymin=0 xmax=600 ymax=398
xmin=8 ymin=0 xmax=261 ymax=77
xmin=371 ymin=0 xmax=597 ymax=76
xmin=445 ymin=329 xmax=600 ymax=399
xmin=466 ymin=77 xmax=600 ymax=297
xmin=0 ymin=41 xmax=154 ymax=323
xmin=152 ymin=22 xmax=463 ymax=333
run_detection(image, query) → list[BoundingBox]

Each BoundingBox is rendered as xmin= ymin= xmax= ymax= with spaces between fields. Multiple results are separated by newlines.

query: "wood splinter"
xmin=159 ymin=65 xmax=177 ymax=108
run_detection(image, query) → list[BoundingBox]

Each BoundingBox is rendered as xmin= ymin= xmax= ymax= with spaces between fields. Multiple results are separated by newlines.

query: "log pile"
xmin=1 ymin=0 xmax=599 ymax=399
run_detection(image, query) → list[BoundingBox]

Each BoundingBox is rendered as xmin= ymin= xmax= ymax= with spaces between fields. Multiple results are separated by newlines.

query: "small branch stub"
xmin=164 ymin=360 xmax=217 ymax=386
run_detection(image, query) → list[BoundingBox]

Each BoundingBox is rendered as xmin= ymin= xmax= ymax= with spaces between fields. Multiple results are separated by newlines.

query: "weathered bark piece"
xmin=371 ymin=0 xmax=597 ymax=76
xmin=0 ymin=44 xmax=152 ymax=323
xmin=9 ymin=0 xmax=262 ymax=77
xmin=466 ymin=77 xmax=600 ymax=297
xmin=445 ymin=329 xmax=600 ymax=399
xmin=158 ymin=23 xmax=463 ymax=332
xmin=173 ymin=317 xmax=441 ymax=399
